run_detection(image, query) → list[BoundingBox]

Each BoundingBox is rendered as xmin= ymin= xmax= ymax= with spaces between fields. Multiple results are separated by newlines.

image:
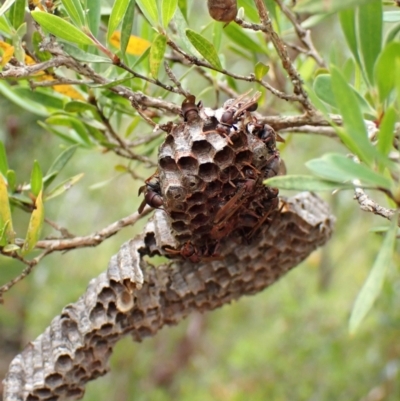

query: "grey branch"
xmin=3 ymin=193 xmax=335 ymax=401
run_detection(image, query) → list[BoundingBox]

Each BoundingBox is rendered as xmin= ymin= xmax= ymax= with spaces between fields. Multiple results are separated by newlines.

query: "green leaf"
xmin=385 ymin=22 xmax=400 ymax=44
xmin=375 ymin=42 xmax=400 ymax=103
xmin=224 ymin=23 xmax=263 ymax=54
xmin=30 ymin=160 xmax=43 ymax=197
xmin=339 ymin=9 xmax=361 ymax=66
xmin=306 ymin=153 xmax=393 ymax=190
xmin=357 ymin=0 xmax=382 ymax=85
xmin=330 ymin=66 xmax=375 ymax=165
xmin=64 ymin=100 xmax=98 ymax=115
xmin=186 ymin=29 xmax=222 ymax=70
xmin=9 ymin=0 xmax=25 ymax=29
xmin=0 ymin=0 xmax=16 ymax=18
xmin=22 ymin=190 xmax=44 ymax=255
xmin=136 ymin=0 xmax=158 ymax=25
xmin=107 ymin=0 xmax=130 ymax=42
xmin=0 ymin=141 xmax=8 ymax=177
xmin=86 ymin=0 xmax=101 ymax=36
xmin=120 ymin=0 xmax=136 ymax=57
xmin=149 ymin=33 xmax=167 ymax=79
xmin=0 ymin=174 xmax=14 ymax=244
xmin=254 ymin=62 xmax=269 ymax=80
xmin=45 ymin=144 xmax=79 ymax=188
xmin=0 ymin=81 xmax=49 ymax=116
xmin=314 ymin=74 xmax=374 ymax=114
xmin=0 ymin=14 xmax=13 ymax=36
xmin=13 ymin=88 xmax=65 ymax=110
xmin=61 ymin=42 xmax=110 ymax=63
xmin=46 ymin=114 xmax=92 ymax=146
xmin=264 ymin=175 xmax=353 ymax=191
xmin=212 ymin=21 xmax=222 ymax=52
xmin=294 ymin=0 xmax=376 ymax=14
xmin=6 ymin=170 xmax=16 ymax=192
xmin=31 ymin=11 xmax=95 ymax=46
xmin=178 ymin=0 xmax=187 ymax=20
xmin=44 ymin=173 xmax=84 ymax=201
xmin=349 ymin=213 xmax=398 ymax=334
xmin=61 ymin=0 xmax=85 ymax=27
xmin=162 ymin=0 xmax=177 ymax=27
xmin=377 ymin=106 xmax=396 ymax=161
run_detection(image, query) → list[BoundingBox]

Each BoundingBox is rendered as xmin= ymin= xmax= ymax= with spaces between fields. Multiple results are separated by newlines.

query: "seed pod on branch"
xmin=207 ymin=0 xmax=238 ymax=22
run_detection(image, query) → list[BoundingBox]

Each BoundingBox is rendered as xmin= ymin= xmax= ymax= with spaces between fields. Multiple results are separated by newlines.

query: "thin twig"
xmin=0 ymin=251 xmax=50 ymax=302
xmin=236 ymin=0 xmax=315 ymax=113
xmin=274 ymin=0 xmax=326 ymax=67
xmin=354 ymin=188 xmax=399 ymax=223
xmin=164 ymin=61 xmax=190 ymax=97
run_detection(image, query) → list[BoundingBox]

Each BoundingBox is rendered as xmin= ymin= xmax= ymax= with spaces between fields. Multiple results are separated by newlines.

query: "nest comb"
xmin=143 ymin=92 xmax=283 ymax=261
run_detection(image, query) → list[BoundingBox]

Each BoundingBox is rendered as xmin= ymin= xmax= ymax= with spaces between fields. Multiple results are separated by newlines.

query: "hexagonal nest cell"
xmin=145 ymin=94 xmax=282 ymax=261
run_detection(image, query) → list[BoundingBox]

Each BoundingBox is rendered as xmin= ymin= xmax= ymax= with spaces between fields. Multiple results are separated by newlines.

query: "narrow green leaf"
xmin=349 ymin=213 xmax=398 ymax=334
xmin=212 ymin=21 xmax=222 ymax=52
xmin=46 ymin=114 xmax=92 ymax=146
xmin=107 ymin=0 xmax=130 ymax=42
xmin=0 ymin=14 xmax=13 ymax=36
xmin=31 ymin=11 xmax=95 ymax=46
xmin=254 ymin=62 xmax=269 ymax=80
xmin=45 ymin=144 xmax=79 ymax=188
xmin=0 ymin=81 xmax=49 ymax=116
xmin=61 ymin=42 xmax=110 ymax=63
xmin=0 ymin=0 xmax=16 ymax=18
xmin=385 ymin=22 xmax=400 ymax=44
xmin=377 ymin=106 xmax=396 ymax=160
xmin=149 ymin=34 xmax=167 ymax=79
xmin=136 ymin=0 xmax=158 ymax=25
xmin=44 ymin=173 xmax=84 ymax=201
xmin=177 ymin=0 xmax=187 ymax=20
xmin=306 ymin=153 xmax=393 ymax=190
xmin=314 ymin=74 xmax=374 ymax=114
xmin=339 ymin=9 xmax=361 ymax=66
xmin=86 ymin=0 xmax=101 ymax=36
xmin=13 ymin=88 xmax=65 ymax=110
xmin=294 ymin=0 xmax=375 ymax=14
xmin=330 ymin=66 xmax=375 ymax=165
xmin=0 ymin=174 xmax=14 ymax=244
xmin=22 ymin=190 xmax=44 ymax=255
xmin=264 ymin=175 xmax=353 ymax=191
xmin=6 ymin=170 xmax=16 ymax=192
xmin=358 ymin=0 xmax=382 ymax=85
xmin=375 ymin=42 xmax=400 ymax=103
xmin=37 ymin=121 xmax=80 ymax=145
xmin=30 ymin=160 xmax=43 ymax=197
xmin=224 ymin=23 xmax=263 ymax=54
xmin=120 ymin=0 xmax=136 ymax=56
xmin=0 ymin=141 xmax=8 ymax=177
xmin=61 ymin=0 xmax=85 ymax=27
xmin=9 ymin=0 xmax=25 ymax=29
xmin=64 ymin=100 xmax=98 ymax=114
xmin=186 ymin=29 xmax=222 ymax=70
xmin=162 ymin=0 xmax=177 ymax=27
xmin=173 ymin=6 xmax=197 ymax=55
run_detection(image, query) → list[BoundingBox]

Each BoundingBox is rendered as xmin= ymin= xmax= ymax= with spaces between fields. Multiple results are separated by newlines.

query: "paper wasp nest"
xmin=142 ymin=92 xmax=282 ymax=261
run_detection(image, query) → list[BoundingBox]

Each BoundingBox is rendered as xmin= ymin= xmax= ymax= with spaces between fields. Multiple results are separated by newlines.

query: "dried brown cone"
xmin=3 ymin=193 xmax=335 ymax=401
xmin=207 ymin=0 xmax=238 ymax=22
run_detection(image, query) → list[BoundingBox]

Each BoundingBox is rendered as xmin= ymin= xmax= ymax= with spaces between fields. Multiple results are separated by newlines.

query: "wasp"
xmin=181 ymin=95 xmax=202 ymax=123
xmin=217 ymin=90 xmax=262 ymax=126
xmin=138 ymin=173 xmax=163 ymax=214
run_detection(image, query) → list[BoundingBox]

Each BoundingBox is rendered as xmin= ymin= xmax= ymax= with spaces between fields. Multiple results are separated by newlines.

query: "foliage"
xmin=0 ymin=0 xmax=400 ymax=399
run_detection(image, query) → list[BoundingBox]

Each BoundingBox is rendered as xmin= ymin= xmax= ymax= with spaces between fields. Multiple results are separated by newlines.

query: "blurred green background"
xmin=1 ymin=0 xmax=400 ymax=400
